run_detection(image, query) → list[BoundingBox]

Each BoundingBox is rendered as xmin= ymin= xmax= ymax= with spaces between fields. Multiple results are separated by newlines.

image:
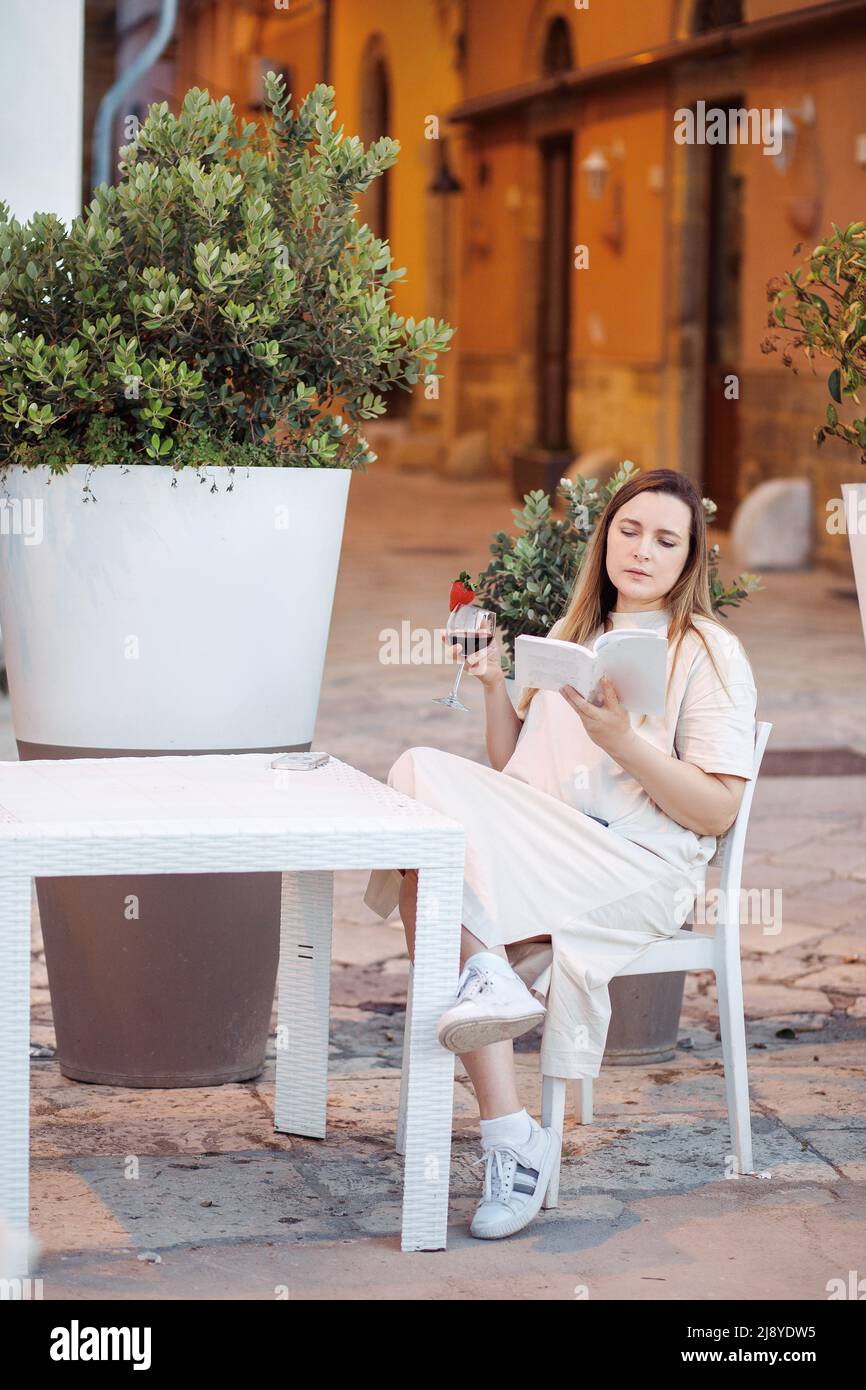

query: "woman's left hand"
xmin=559 ymin=675 xmax=634 ymax=757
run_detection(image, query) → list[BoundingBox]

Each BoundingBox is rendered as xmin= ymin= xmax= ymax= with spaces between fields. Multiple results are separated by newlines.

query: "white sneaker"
xmin=436 ymin=951 xmax=546 ymax=1054
xmin=469 ymin=1115 xmax=561 ymax=1239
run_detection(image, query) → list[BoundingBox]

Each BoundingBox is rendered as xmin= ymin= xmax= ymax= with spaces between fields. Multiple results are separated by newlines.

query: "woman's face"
xmin=605 ymin=490 xmax=693 ymax=609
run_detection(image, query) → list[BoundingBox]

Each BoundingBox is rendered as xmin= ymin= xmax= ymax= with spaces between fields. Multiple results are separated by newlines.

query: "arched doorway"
xmin=541 ymin=14 xmax=573 ymax=75
xmin=692 ymin=0 xmax=743 ymax=33
xmin=359 ymin=35 xmax=390 ymax=243
xmin=673 ymin=0 xmax=743 ymax=38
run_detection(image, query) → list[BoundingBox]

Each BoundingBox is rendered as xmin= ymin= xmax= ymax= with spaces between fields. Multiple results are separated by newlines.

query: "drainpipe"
xmin=91 ymin=0 xmax=178 ymax=192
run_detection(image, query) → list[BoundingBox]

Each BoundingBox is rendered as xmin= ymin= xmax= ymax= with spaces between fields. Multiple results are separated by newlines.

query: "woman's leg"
xmin=397 ymin=867 xmax=507 ymax=966
xmin=397 ymin=869 xmax=522 ymax=1119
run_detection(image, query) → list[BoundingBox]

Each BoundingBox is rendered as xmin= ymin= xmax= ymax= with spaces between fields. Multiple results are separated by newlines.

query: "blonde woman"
xmin=364 ymin=469 xmax=757 ymax=1240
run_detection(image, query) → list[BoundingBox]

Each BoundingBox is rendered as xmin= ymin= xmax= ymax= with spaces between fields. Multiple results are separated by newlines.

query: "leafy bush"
xmin=472 ymin=461 xmax=761 ymax=676
xmin=763 ymin=220 xmax=866 ymax=462
xmin=0 ymin=78 xmax=454 ymax=471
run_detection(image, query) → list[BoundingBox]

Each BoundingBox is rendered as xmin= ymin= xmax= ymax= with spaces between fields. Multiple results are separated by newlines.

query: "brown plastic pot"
xmin=604 ymin=924 xmax=693 ymax=1065
xmin=20 ymin=740 xmax=304 ymax=1088
xmin=510 ymin=447 xmax=575 ymax=505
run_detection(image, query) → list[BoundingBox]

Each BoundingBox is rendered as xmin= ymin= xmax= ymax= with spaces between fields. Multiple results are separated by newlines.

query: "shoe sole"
xmin=438 ymin=1009 xmax=546 ymax=1054
xmin=469 ymin=1128 xmax=562 ymax=1240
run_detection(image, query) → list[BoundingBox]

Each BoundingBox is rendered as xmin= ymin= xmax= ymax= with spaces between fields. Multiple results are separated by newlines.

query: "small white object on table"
xmin=0 ymin=752 xmax=466 ymax=1266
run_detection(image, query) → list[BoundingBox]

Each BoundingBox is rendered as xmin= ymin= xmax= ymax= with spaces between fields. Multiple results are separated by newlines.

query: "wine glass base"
xmin=432 ymin=693 xmax=470 ymax=712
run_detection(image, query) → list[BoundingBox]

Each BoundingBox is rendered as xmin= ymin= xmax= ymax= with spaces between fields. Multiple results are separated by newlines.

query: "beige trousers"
xmin=364 ymin=746 xmax=700 ymax=1079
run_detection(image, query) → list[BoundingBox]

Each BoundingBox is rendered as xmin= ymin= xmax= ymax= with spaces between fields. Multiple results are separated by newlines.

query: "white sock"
xmin=479 ymin=1107 xmax=533 ymax=1149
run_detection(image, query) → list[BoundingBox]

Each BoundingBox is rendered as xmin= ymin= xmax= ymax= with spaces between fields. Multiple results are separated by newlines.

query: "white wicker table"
xmin=0 ymin=752 xmax=466 ymax=1264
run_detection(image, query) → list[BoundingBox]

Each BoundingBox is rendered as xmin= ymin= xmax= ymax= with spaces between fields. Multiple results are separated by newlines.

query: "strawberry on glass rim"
xmin=449 ymin=570 xmax=476 ymax=613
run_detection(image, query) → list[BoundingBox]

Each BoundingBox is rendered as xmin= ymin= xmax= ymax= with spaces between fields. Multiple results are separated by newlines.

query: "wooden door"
xmin=538 ymin=134 xmax=573 ymax=450
xmin=701 ymin=123 xmax=744 ymax=526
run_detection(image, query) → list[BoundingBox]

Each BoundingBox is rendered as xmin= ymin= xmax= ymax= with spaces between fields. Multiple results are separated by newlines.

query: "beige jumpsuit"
xmin=363 ymin=607 xmax=758 ymax=1079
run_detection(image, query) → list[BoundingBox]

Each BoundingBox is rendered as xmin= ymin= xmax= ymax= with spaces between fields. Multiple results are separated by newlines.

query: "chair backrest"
xmin=708 ymin=721 xmax=772 ymax=904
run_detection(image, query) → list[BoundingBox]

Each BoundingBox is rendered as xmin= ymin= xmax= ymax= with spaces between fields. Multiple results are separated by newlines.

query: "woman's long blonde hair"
xmin=516 ymin=468 xmax=730 ymax=719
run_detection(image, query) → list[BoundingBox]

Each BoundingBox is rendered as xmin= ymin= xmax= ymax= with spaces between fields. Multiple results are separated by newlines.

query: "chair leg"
xmin=572 ymin=1077 xmax=593 ymax=1124
xmin=396 ymin=961 xmax=414 ymax=1156
xmin=716 ymin=961 xmax=755 ymax=1177
xmin=541 ymin=1075 xmax=566 ymax=1208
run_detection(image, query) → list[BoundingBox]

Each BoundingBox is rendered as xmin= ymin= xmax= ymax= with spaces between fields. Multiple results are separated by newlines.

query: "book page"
xmin=513 ymin=636 xmax=595 ymax=698
xmin=595 ymin=632 xmax=667 ymax=715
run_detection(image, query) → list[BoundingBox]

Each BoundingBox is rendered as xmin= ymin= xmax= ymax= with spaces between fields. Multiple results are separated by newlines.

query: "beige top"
xmin=502 ymin=606 xmax=758 ymax=877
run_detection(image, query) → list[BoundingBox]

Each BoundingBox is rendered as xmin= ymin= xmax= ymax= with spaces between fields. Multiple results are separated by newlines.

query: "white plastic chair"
xmin=540 ymin=720 xmax=772 ymax=1208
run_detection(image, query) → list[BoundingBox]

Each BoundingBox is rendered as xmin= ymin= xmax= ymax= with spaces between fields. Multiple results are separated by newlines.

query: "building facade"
xmin=91 ymin=0 xmax=866 ymax=562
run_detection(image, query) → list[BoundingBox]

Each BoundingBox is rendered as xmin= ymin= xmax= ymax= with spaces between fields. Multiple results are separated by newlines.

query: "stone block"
xmin=742 ymin=982 xmax=832 ymax=1016
xmin=731 ymin=476 xmax=813 ymax=569
xmin=563 ymin=447 xmax=621 ymax=488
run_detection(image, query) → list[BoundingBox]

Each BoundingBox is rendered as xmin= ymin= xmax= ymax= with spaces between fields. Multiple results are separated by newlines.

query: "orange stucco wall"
xmin=740 ymin=27 xmax=866 ymax=370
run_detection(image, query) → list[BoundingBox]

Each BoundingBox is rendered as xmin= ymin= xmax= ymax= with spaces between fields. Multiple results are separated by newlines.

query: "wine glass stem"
xmin=451 ymin=660 xmax=467 ymax=698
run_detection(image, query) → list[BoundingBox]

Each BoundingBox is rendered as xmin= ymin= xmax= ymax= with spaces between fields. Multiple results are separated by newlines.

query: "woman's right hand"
xmin=441 ymin=628 xmax=506 ymax=689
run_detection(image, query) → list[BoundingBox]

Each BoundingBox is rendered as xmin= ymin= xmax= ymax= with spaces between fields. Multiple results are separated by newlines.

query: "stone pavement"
xmin=10 ymin=464 xmax=866 ymax=1299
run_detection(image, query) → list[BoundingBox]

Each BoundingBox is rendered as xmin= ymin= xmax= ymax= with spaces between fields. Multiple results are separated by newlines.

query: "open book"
xmin=514 ymin=629 xmax=668 ymax=716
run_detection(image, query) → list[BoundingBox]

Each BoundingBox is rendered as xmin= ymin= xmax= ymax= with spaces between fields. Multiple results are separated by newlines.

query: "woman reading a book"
xmin=363 ymin=468 xmax=757 ymax=1240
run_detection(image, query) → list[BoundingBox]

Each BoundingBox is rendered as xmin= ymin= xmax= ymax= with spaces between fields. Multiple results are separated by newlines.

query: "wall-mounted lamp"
xmin=770 ymin=95 xmax=816 ymax=175
xmin=580 ymin=139 xmax=625 ymax=201
xmin=580 ymin=139 xmax=626 ymax=253
xmin=428 ymin=136 xmax=463 ymax=196
xmin=581 ymin=150 xmax=610 ymax=201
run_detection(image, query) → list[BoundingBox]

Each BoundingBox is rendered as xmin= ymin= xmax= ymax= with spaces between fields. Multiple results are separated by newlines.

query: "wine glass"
xmin=433 ymin=604 xmax=496 ymax=712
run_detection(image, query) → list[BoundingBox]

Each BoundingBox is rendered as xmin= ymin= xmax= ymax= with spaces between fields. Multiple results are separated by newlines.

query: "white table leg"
xmin=273 ymin=870 xmax=334 ymax=1139
xmin=0 ymin=874 xmax=33 ymax=1278
xmin=400 ymin=861 xmax=463 ymax=1252
xmin=395 ymin=961 xmax=413 ymax=1156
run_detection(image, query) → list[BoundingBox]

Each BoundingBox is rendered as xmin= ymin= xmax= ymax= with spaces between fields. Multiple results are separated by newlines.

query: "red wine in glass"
xmin=449 ymin=630 xmax=493 ymax=657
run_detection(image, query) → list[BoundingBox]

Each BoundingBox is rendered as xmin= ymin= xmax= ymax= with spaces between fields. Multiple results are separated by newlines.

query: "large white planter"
xmin=842 ymin=482 xmax=866 ymax=650
xmin=0 ymin=462 xmax=352 ymax=1087
xmin=0 ymin=464 xmax=351 ymax=750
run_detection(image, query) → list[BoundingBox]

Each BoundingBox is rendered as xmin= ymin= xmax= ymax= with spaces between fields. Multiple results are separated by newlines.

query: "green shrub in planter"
xmin=763 ymin=220 xmax=866 ymax=461
xmin=473 ymin=460 xmax=761 ymax=676
xmin=0 ymin=76 xmax=454 ymax=472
